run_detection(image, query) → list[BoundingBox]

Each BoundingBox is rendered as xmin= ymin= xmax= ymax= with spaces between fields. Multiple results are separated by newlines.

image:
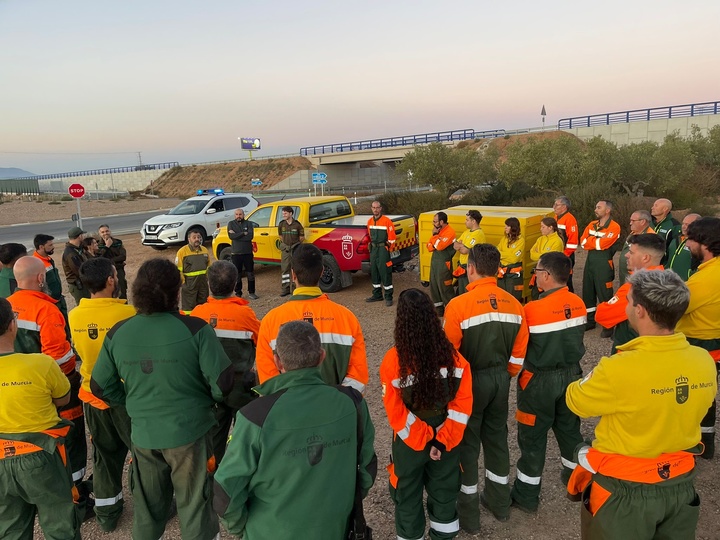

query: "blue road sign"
xmin=312 ymin=172 xmax=328 ymax=182
xmin=251 ymin=179 xmax=262 ymax=186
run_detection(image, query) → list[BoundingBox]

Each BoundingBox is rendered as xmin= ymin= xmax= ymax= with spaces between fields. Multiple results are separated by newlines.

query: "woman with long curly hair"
xmin=379 ymin=288 xmax=472 ymax=540
xmin=497 ymin=216 xmax=525 ymax=302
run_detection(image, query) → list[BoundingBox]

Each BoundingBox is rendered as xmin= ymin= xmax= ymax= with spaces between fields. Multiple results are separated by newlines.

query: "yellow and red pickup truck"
xmin=212 ymin=196 xmax=418 ymax=292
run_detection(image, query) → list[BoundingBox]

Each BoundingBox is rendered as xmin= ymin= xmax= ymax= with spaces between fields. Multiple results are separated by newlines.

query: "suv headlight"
xmin=163 ymin=222 xmax=183 ymax=230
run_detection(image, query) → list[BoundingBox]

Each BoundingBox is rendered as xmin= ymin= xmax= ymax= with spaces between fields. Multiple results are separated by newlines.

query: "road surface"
xmin=0 ymin=210 xmax=164 ymax=248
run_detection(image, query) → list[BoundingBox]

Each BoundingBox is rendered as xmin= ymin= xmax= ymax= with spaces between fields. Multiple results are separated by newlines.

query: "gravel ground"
xmin=28 ymin=233 xmax=720 ymax=540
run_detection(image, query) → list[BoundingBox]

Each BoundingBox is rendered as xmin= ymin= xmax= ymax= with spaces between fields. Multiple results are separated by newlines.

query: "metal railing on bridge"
xmin=557 ymin=100 xmax=720 ymax=130
xmin=300 ymin=128 xmax=506 ymax=156
xmin=8 ymin=161 xmax=180 ymax=182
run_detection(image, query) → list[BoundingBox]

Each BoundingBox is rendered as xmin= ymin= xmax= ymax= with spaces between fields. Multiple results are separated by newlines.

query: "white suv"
xmin=141 ymin=189 xmax=258 ymax=249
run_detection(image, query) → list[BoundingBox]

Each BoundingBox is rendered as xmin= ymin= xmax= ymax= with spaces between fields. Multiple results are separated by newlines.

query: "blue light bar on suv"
xmin=197 ymin=188 xmax=225 ymax=196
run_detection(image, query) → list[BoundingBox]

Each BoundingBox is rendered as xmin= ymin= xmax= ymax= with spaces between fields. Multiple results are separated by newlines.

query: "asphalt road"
xmin=0 ymin=209 xmax=164 ymax=248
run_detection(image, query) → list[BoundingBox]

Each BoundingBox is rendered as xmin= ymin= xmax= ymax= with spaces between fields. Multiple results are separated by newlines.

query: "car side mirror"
xmin=206 ymin=208 xmax=217 ymax=215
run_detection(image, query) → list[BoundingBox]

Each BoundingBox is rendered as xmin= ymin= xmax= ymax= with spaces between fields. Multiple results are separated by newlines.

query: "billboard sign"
xmin=240 ymin=138 xmax=261 ymax=151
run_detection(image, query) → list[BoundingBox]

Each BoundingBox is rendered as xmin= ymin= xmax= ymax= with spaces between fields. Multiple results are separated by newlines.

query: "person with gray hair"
xmin=565 ymin=269 xmax=716 ymax=539
xmin=618 ymin=209 xmax=655 ymax=286
xmin=214 ymin=320 xmax=377 ymax=539
xmin=190 ymin=260 xmax=260 ymax=464
xmin=553 ymin=196 xmax=579 ymax=292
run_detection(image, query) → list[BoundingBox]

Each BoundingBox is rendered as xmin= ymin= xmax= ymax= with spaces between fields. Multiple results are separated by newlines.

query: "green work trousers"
xmin=456 ymin=271 xmax=469 ymax=296
xmin=181 ymin=275 xmax=209 ymax=311
xmin=0 ymin=449 xmax=79 ymax=540
xmin=131 ymin=433 xmax=219 ymax=540
xmin=58 ymin=371 xmax=87 ymax=486
xmin=582 ymin=252 xmax=615 ymax=326
xmin=497 ymin=272 xmax=523 ymax=303
xmin=84 ymin=403 xmax=132 ymax=530
xmin=580 ymin=471 xmax=699 ymax=540
xmin=429 ymin=257 xmax=456 ymax=315
xmin=389 ymin=415 xmax=461 ymax=540
xmin=280 ymin=247 xmax=293 ymax=294
xmin=457 ymin=366 xmax=512 ymax=529
xmin=211 ymin=402 xmax=238 ymax=465
xmin=117 ymin=266 xmax=128 ymax=300
xmin=511 ymin=365 xmax=584 ymax=510
xmin=67 ymin=283 xmax=90 ymax=307
xmin=370 ymin=245 xmax=393 ymax=301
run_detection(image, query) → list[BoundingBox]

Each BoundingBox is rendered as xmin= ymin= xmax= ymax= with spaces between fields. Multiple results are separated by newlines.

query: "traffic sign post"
xmin=68 ymin=184 xmax=85 ymax=228
xmin=311 ymin=173 xmax=328 ymax=196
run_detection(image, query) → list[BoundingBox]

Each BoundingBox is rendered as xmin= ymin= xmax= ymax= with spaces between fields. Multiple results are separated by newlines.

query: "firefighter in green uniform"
xmin=176 ymin=230 xmax=211 ymax=311
xmin=427 ymin=212 xmax=457 ymax=315
xmin=0 ymin=243 xmax=27 ymax=298
xmin=651 ymin=198 xmax=682 ymax=264
xmin=511 ymin=252 xmax=587 ymax=512
xmin=0 ymin=297 xmax=79 ymax=540
xmin=278 ymin=206 xmax=304 ymax=297
xmin=668 ymin=213 xmax=701 ymax=282
xmin=579 ymin=200 xmax=622 ymax=330
xmin=618 ymin=210 xmax=654 ymax=285
xmin=366 ymin=200 xmax=397 ymax=306
xmin=91 ymin=258 xmax=233 ymax=540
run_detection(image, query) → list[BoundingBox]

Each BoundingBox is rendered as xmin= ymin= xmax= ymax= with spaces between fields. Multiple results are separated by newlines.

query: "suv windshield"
xmin=167 ymin=200 xmax=207 ymax=216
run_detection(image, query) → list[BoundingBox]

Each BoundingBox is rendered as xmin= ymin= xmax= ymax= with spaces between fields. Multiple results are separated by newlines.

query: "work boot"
xmin=510 ymin=497 xmax=538 ymax=514
xmin=600 ymin=326 xmax=614 ymax=338
xmin=365 ymin=296 xmax=382 ymax=303
xmin=248 ymin=293 xmax=259 ymax=300
xmin=385 ymin=299 xmax=393 ymax=307
xmin=481 ymin=492 xmax=509 ymax=522
xmin=457 ymin=492 xmax=480 ymax=534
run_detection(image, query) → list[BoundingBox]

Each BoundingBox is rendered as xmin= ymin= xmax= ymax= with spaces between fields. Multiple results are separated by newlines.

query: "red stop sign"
xmin=68 ymin=183 xmax=85 ymax=198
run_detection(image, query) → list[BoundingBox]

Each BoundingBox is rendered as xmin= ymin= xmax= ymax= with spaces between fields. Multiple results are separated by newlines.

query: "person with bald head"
xmin=651 ymin=198 xmax=682 ymax=262
xmin=668 ymin=213 xmax=702 ymax=281
xmin=7 ymin=256 xmax=93 ymax=519
xmin=618 ymin=210 xmax=655 ymax=286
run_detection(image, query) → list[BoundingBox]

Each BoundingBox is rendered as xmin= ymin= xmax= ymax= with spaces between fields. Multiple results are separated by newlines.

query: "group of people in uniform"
xmin=0 ymin=193 xmax=719 ymax=540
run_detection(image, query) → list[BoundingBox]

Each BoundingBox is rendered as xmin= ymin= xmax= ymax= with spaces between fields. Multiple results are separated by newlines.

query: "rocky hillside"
xmin=149 ymin=156 xmax=313 ymax=198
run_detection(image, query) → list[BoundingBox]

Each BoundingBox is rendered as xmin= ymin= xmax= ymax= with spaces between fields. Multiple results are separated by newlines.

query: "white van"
xmin=141 ymin=189 xmax=258 ymax=249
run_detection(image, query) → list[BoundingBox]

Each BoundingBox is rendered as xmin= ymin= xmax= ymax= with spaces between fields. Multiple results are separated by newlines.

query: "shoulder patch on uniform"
xmin=240 ymin=389 xmax=288 ymax=427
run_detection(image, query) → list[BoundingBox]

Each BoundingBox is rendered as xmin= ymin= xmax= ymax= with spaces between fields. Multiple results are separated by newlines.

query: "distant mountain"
xmin=0 ymin=167 xmax=36 ymax=179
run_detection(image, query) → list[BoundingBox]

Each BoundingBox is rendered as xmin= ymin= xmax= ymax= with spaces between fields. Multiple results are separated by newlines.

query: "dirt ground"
xmin=25 ymin=231 xmax=720 ymax=539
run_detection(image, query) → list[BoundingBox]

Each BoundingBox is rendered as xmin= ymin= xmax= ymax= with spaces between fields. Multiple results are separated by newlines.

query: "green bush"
xmin=60 ymin=195 xmax=73 ymax=201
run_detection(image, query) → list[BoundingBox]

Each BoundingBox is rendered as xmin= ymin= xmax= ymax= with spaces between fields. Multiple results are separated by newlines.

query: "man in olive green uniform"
xmin=278 ymin=206 xmax=304 ymax=297
xmin=366 ymin=201 xmax=396 ymax=306
xmin=668 ymin=213 xmax=701 ymax=282
xmin=91 ymin=258 xmax=233 ymax=540
xmin=175 ymin=230 xmax=211 ymax=311
xmin=98 ymin=224 xmax=128 ymax=299
xmin=62 ymin=226 xmax=89 ymax=305
xmin=651 ymin=198 xmax=682 ymax=264
xmin=0 ymin=243 xmax=27 ymax=298
xmin=618 ymin=210 xmax=654 ymax=285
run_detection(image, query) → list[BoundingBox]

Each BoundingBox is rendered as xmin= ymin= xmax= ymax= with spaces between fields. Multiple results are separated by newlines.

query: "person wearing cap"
xmin=278 ymin=206 xmax=304 ymax=297
xmin=0 ymin=243 xmax=28 ymax=298
xmin=63 ymin=226 xmax=90 ymax=305
xmin=0 ymin=296 xmax=79 ymax=540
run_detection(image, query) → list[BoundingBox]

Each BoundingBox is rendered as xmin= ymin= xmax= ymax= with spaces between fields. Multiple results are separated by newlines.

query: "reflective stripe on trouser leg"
xmin=280 ymin=250 xmax=292 ymax=292
xmin=84 ymin=403 xmax=132 ymax=526
xmin=426 ymin=445 xmax=462 ymax=540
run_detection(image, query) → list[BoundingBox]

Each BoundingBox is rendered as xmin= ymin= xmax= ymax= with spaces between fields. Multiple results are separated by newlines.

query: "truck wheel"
xmin=219 ymin=246 xmax=232 ymax=261
xmin=319 ymin=253 xmax=343 ymax=293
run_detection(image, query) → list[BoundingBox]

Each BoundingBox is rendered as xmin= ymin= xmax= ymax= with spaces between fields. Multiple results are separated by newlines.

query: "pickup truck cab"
xmin=141 ymin=189 xmax=258 ymax=249
xmin=212 ymin=195 xmax=418 ymax=292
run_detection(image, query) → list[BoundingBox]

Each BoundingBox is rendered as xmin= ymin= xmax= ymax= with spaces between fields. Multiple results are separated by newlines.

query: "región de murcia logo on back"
xmin=676 ymin=375 xmax=689 ymax=405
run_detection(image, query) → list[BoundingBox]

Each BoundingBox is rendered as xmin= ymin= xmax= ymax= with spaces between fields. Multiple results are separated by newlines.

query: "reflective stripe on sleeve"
xmin=561 ymin=457 xmax=577 ymax=470
xmin=509 ymin=356 xmax=524 ymax=365
xmin=72 ymin=467 xmax=86 ymax=482
xmin=341 ymin=377 xmax=366 ymax=393
xmin=577 ymin=446 xmax=597 ymax=473
xmin=318 ymin=332 xmax=355 ymax=347
xmin=529 ymin=316 xmax=587 ymax=334
xmin=447 ymin=409 xmax=469 ymax=424
xmin=566 ymin=243 xmax=578 ymax=249
xmin=215 ymin=329 xmax=254 ymax=340
xmin=397 ymin=412 xmax=417 ymax=440
xmin=56 ymin=348 xmax=74 ymax=366
xmin=460 ymin=312 xmax=523 ymax=329
xmin=16 ymin=319 xmax=41 ymax=331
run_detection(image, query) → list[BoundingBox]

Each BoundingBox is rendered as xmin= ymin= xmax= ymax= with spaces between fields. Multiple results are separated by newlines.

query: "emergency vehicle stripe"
xmin=341 ymin=377 xmax=365 ymax=393
xmin=460 ymin=312 xmax=523 ymax=329
xmin=485 ymin=470 xmax=509 ymax=484
xmin=577 ymin=446 xmax=597 ymax=473
xmin=561 ymin=457 xmax=577 ymax=470
xmin=528 ymin=316 xmax=587 ymax=334
xmin=430 ymin=519 xmax=460 ymax=533
xmin=16 ymin=319 xmax=41 ymax=331
xmin=447 ymin=409 xmax=469 ymax=424
xmin=215 ymin=329 xmax=255 ymax=340
xmin=95 ymin=492 xmax=123 ymax=506
xmin=460 ymin=483 xmax=478 ymax=494
xmin=397 ymin=412 xmax=417 ymax=440
xmin=56 ymin=348 xmax=75 ymax=365
xmin=516 ymin=468 xmax=541 ymax=485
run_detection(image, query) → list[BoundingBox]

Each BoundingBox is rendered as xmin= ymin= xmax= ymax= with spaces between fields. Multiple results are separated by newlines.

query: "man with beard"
xmin=427 ymin=211 xmax=456 ymax=315
xmin=68 ymin=257 xmax=136 ymax=531
xmin=366 ymin=200 xmax=396 ymax=306
xmin=176 ymin=230 xmax=211 ymax=311
xmin=62 ymin=227 xmax=90 ymax=305
xmin=676 ymin=217 xmax=720 ymax=459
xmin=227 ymin=209 xmax=258 ymax=299
xmin=7 ymin=256 xmax=93 ymax=520
xmin=668 ymin=213 xmax=701 ymax=282
xmin=98 ymin=224 xmax=128 ymax=299
xmin=553 ymin=197 xmax=579 ymax=292
xmin=579 ymin=200 xmax=621 ymax=330
xmin=33 ymin=234 xmax=70 ymax=326
xmin=618 ymin=210 xmax=655 ymax=286
xmin=0 ymin=243 xmax=28 ymax=298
